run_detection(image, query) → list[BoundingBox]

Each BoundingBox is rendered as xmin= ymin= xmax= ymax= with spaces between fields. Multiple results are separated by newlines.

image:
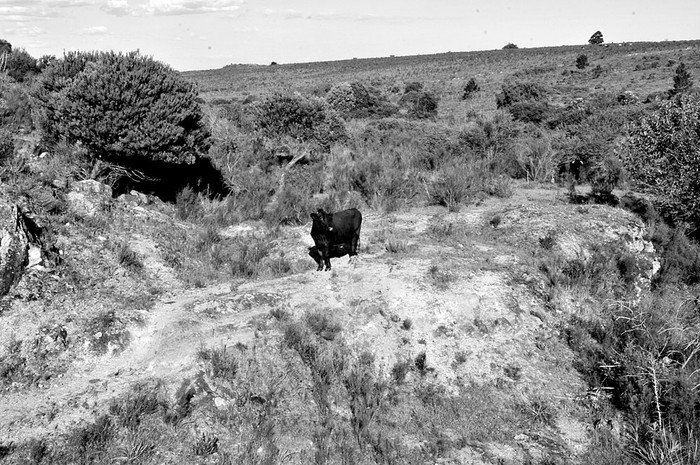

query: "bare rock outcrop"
xmin=0 ymin=204 xmax=29 ymax=296
xmin=66 ymin=180 xmax=113 ymax=218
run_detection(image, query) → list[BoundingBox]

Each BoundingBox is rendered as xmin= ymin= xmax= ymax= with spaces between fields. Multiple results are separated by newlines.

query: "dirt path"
xmin=0 ymin=282 xmax=261 ymax=443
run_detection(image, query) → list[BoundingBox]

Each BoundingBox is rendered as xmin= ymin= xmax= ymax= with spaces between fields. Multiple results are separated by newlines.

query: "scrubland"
xmin=0 ymin=39 xmax=700 ymax=464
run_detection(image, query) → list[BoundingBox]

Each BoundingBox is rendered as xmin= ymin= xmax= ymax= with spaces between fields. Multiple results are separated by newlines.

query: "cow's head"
xmin=311 ymin=209 xmax=334 ymax=232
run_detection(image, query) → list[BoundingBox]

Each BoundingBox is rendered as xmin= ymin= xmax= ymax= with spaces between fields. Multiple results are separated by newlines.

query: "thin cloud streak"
xmin=100 ymin=0 xmax=245 ymax=16
xmin=81 ymin=25 xmax=109 ymax=35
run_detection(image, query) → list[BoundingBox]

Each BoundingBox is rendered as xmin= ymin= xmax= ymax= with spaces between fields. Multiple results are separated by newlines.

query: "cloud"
xmin=0 ymin=5 xmax=51 ymax=19
xmin=0 ymin=0 xmax=96 ymax=21
xmin=81 ymin=26 xmax=109 ymax=35
xmin=44 ymin=0 xmax=96 ymax=7
xmin=261 ymin=9 xmax=426 ymax=24
xmin=263 ymin=8 xmax=305 ymax=19
xmin=99 ymin=0 xmax=245 ymax=16
xmin=101 ymin=0 xmax=131 ymax=16
xmin=3 ymin=25 xmax=44 ymax=37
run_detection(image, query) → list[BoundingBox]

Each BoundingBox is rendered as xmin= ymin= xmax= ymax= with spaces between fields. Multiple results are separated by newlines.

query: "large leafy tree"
xmin=625 ymin=94 xmax=700 ymax=227
xmin=35 ymin=51 xmax=210 ymax=167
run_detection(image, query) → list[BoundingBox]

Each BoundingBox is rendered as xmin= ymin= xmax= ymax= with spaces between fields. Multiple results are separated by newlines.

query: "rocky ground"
xmin=0 ymin=183 xmax=655 ymax=463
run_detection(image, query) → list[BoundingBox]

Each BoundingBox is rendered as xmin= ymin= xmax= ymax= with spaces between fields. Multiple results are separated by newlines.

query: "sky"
xmin=1 ymin=0 xmax=699 ymax=71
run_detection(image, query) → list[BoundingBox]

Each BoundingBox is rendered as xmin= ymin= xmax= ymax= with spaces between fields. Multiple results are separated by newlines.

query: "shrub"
xmin=0 ymin=129 xmax=13 ymax=165
xmin=496 ymin=81 xmax=547 ymax=109
xmin=34 ymin=51 xmax=213 ymax=195
xmin=109 ymin=385 xmax=162 ymax=429
xmin=398 ymin=91 xmax=439 ymax=119
xmin=508 ymin=100 xmax=552 ymax=124
xmin=5 ymin=48 xmax=39 ymax=82
xmin=671 ymin=62 xmax=693 ymax=95
xmin=114 ymin=241 xmax=143 ymax=272
xmin=514 ymin=132 xmax=557 ymax=182
xmin=458 ymin=111 xmax=521 ymax=160
xmin=502 ymin=43 xmax=518 ymax=50
xmin=427 ymin=265 xmax=456 ymax=290
xmin=304 ymin=311 xmax=342 ymax=341
xmin=0 ymin=82 xmax=34 ymax=130
xmin=326 ymin=81 xmax=397 ymax=119
xmin=624 ymin=94 xmax=700 ymax=228
xmin=590 ymin=153 xmax=623 ymax=196
xmin=199 ymin=345 xmax=239 ymax=379
xmin=175 ymin=186 xmax=203 ymax=221
xmin=428 ymin=161 xmax=477 ymax=211
xmin=461 ymin=78 xmax=479 ymax=99
xmin=576 ymin=54 xmax=589 ymax=69
xmin=404 ymin=81 xmax=423 ymax=93
xmin=589 ymin=31 xmax=604 ymax=45
xmin=251 ymin=92 xmax=347 ymax=151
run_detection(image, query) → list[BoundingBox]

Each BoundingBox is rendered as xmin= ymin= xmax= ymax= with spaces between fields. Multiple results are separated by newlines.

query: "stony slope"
xmin=0 ymin=184 xmax=655 ymax=463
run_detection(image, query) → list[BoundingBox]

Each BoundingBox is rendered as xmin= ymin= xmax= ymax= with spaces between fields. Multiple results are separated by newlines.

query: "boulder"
xmin=117 ymin=190 xmax=150 ymax=206
xmin=0 ymin=204 xmax=29 ymax=296
xmin=66 ymin=180 xmax=112 ymax=218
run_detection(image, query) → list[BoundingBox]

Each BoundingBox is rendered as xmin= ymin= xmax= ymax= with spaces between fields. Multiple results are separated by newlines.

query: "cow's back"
xmin=331 ymin=208 xmax=362 ymax=238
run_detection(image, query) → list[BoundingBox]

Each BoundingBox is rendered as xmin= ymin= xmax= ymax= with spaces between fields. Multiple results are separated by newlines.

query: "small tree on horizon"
xmin=589 ymin=31 xmax=604 ymax=45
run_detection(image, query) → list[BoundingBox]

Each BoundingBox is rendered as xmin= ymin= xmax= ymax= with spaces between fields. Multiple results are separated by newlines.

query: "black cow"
xmin=309 ymin=208 xmax=362 ymax=271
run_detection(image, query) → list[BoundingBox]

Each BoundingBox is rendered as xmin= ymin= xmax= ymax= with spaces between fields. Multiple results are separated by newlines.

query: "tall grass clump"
xmin=427 ymin=160 xmax=478 ymax=212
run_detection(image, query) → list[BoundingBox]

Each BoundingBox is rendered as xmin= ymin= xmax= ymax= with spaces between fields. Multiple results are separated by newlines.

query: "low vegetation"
xmin=1 ymin=35 xmax=700 ymax=464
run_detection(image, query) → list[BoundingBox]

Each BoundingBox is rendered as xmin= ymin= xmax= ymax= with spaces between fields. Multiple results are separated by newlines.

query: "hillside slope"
xmin=0 ymin=184 xmax=656 ymax=464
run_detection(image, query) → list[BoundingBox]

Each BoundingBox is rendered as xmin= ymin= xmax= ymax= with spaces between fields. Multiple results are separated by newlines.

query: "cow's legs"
xmin=308 ymin=247 xmax=324 ymax=271
xmin=318 ymin=245 xmax=332 ymax=271
xmin=350 ymin=234 xmax=360 ymax=259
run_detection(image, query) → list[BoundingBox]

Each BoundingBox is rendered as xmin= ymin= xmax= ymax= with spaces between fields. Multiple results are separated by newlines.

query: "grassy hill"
xmin=186 ymin=40 xmax=700 ymax=111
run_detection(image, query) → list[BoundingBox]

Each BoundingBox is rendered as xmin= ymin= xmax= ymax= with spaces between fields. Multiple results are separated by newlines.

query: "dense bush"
xmin=671 ymin=62 xmax=693 ymax=95
xmin=496 ymin=81 xmax=547 ymax=109
xmin=461 ymin=78 xmax=479 ymax=99
xmin=35 ymin=51 xmax=210 ymax=165
xmin=0 ymin=80 xmax=34 ymax=130
xmin=566 ymin=290 xmax=700 ymax=463
xmin=325 ymin=81 xmax=396 ymax=119
xmin=4 ymin=48 xmax=39 ymax=83
xmin=625 ymin=93 xmax=700 ymax=228
xmin=458 ymin=111 xmax=521 ymax=166
xmin=251 ymin=92 xmax=347 ymax=151
xmin=0 ymin=128 xmax=14 ymax=164
xmin=397 ymin=91 xmax=439 ymax=119
xmin=576 ymin=54 xmax=589 ymax=69
xmin=32 ymin=51 xmax=224 ymax=197
xmin=404 ymin=81 xmax=423 ymax=93
xmin=495 ymin=81 xmax=553 ymax=124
